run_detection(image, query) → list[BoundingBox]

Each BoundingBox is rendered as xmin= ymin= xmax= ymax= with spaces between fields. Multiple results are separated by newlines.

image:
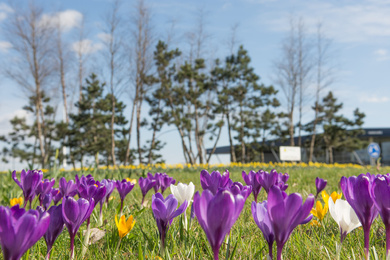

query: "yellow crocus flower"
xmin=322 ymin=191 xmax=343 ymax=205
xmin=126 ymin=178 xmax=137 ymax=185
xmin=310 ymin=201 xmax=328 ymax=221
xmin=115 ymin=214 xmax=136 ymax=239
xmin=310 ymin=220 xmax=321 ymax=227
xmin=10 ymin=197 xmax=23 ymax=207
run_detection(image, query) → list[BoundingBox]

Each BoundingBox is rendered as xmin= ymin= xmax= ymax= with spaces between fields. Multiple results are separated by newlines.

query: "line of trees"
xmin=0 ymin=2 xmax=366 ymax=168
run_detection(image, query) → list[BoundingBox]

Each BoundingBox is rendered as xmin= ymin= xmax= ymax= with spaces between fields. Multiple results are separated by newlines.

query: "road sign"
xmin=367 ymin=142 xmax=380 ymax=159
xmin=280 ymin=146 xmax=301 ymax=161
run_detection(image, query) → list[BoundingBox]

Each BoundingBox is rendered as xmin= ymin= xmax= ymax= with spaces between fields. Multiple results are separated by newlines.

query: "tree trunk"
xmin=328 ymin=146 xmax=333 ymax=164
xmin=35 ymin=92 xmax=45 ymax=168
xmin=110 ymin=96 xmax=116 ymax=167
xmin=124 ymin=99 xmax=136 ymax=165
xmin=78 ymin=57 xmax=83 ymax=114
xmin=289 ymin=110 xmax=295 ymax=146
xmin=309 ymin=105 xmax=319 ymax=162
xmin=147 ymin=100 xmax=162 ymax=165
xmin=226 ymin=113 xmax=236 ymax=163
xmin=206 ymin=116 xmax=224 ymax=163
xmin=194 ymin=104 xmax=204 ymax=164
xmin=240 ymin=104 xmax=245 ymax=163
xmin=136 ymin=100 xmax=143 ymax=164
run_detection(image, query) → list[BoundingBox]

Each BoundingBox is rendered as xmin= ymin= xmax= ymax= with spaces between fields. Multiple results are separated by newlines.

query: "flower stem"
xmin=45 ymin=246 xmax=51 ymax=260
xmin=386 ymin=225 xmax=390 ymax=260
xmin=98 ymin=203 xmax=104 ymax=226
xmin=213 ymin=248 xmax=219 ymax=260
xmin=364 ymin=225 xmax=371 ymax=260
xmin=81 ymin=218 xmax=91 ymax=258
xmin=276 ymin=244 xmax=284 ymax=260
xmin=268 ymin=242 xmax=273 ymax=260
xmin=336 ymin=242 xmax=342 ymax=260
xmin=115 ymin=238 xmax=122 ymax=256
xmin=70 ymin=235 xmax=75 ymax=260
xmin=120 ymin=200 xmax=124 ymax=216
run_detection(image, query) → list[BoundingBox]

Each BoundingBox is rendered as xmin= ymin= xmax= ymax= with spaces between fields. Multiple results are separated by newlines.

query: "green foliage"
xmin=0 ymin=91 xmax=59 ymax=168
xmin=1 ymin=166 xmax=389 ymax=259
xmin=67 ymin=74 xmax=128 ymax=167
xmin=212 ymin=46 xmax=280 ymax=163
xmin=305 ymin=91 xmax=366 ymax=163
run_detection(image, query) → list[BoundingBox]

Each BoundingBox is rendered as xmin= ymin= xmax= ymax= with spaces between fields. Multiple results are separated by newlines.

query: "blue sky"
xmin=0 ymin=0 xmax=389 ymax=169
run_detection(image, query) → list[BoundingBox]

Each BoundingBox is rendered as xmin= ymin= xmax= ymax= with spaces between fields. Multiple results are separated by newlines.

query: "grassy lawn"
xmin=1 ymin=163 xmax=389 ymax=259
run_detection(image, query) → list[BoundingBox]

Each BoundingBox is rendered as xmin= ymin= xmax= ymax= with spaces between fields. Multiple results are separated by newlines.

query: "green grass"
xmin=1 ymin=165 xmax=389 ymax=260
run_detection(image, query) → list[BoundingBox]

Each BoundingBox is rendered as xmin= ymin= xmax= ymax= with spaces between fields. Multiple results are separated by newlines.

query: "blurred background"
xmin=0 ymin=0 xmax=389 ymax=170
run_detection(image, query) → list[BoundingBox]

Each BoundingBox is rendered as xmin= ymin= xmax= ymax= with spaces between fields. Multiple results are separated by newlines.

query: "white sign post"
xmin=280 ymin=146 xmax=301 ymax=161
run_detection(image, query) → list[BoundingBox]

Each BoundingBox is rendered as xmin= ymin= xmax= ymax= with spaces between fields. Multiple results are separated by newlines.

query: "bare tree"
xmin=101 ymin=0 xmax=125 ymax=167
xmin=308 ymin=22 xmax=335 ymax=162
xmin=2 ymin=2 xmax=55 ymax=167
xmin=124 ymin=0 xmax=153 ymax=165
xmin=180 ymin=7 xmax=213 ymax=164
xmin=54 ymin=14 xmax=72 ymax=124
xmin=274 ymin=16 xmax=312 ymax=147
xmin=296 ymin=18 xmax=312 ymax=146
xmin=73 ymin=17 xmax=88 ymax=114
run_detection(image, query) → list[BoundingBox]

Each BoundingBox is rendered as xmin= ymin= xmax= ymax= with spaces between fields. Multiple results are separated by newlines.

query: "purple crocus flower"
xmin=12 ymin=169 xmax=43 ymax=208
xmin=267 ymin=186 xmax=314 ymax=260
xmin=76 ymin=174 xmax=95 ymax=186
xmin=62 ymin=196 xmax=95 ymax=260
xmin=229 ymin=182 xmax=252 ymax=200
xmin=315 ymin=177 xmax=327 ymax=198
xmin=51 ymin=188 xmax=63 ymax=205
xmin=35 ymin=178 xmax=55 ymax=206
xmin=200 ymin=169 xmax=232 ymax=195
xmin=78 ymin=181 xmax=106 ymax=257
xmin=139 ymin=177 xmax=156 ymax=205
xmin=59 ymin=177 xmax=78 ymax=197
xmin=371 ymin=175 xmax=390 ymax=258
xmin=101 ymin=179 xmax=115 ymax=204
xmin=193 ymin=188 xmax=247 ymax=260
xmin=259 ymin=170 xmax=288 ymax=193
xmin=160 ymin=174 xmax=176 ymax=194
xmin=252 ymin=201 xmax=274 ymax=259
xmin=258 ymin=169 xmax=278 ymax=193
xmin=242 ymin=170 xmax=262 ymax=202
xmin=98 ymin=179 xmax=115 ymax=226
xmin=78 ymin=181 xmax=106 ymax=205
xmin=276 ymin=172 xmax=289 ymax=191
xmin=340 ymin=173 xmax=379 ymax=259
xmin=0 ymin=204 xmax=50 ymax=260
xmin=44 ymin=205 xmax=64 ymax=260
xmin=42 ymin=193 xmax=52 ymax=211
xmin=151 ymin=193 xmax=188 ymax=248
xmin=148 ymin=172 xmax=163 ymax=193
xmin=115 ymin=179 xmax=135 ymax=214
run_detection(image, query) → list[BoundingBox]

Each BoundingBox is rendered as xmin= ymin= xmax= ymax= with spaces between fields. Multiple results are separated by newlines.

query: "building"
xmin=206 ymin=128 xmax=390 ymax=165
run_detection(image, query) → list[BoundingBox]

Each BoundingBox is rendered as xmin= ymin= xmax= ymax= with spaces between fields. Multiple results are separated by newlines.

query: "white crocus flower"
xmin=170 ymin=182 xmax=195 ymax=230
xmin=170 ymin=182 xmax=195 ymax=206
xmin=328 ymin=197 xmax=361 ymax=260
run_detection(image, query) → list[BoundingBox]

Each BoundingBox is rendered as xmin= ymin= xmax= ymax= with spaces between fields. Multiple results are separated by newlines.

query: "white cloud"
xmin=0 ymin=109 xmax=28 ymax=135
xmin=360 ymin=95 xmax=389 ymax=103
xmin=72 ymin=39 xmax=103 ymax=55
xmin=0 ymin=3 xmax=13 ymax=22
xmin=263 ymin=1 xmax=390 ymax=43
xmin=374 ymin=48 xmax=390 ymax=61
xmin=97 ymin=33 xmax=112 ymax=43
xmin=0 ymin=41 xmax=12 ymax=52
xmin=40 ymin=10 xmax=82 ymax=32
